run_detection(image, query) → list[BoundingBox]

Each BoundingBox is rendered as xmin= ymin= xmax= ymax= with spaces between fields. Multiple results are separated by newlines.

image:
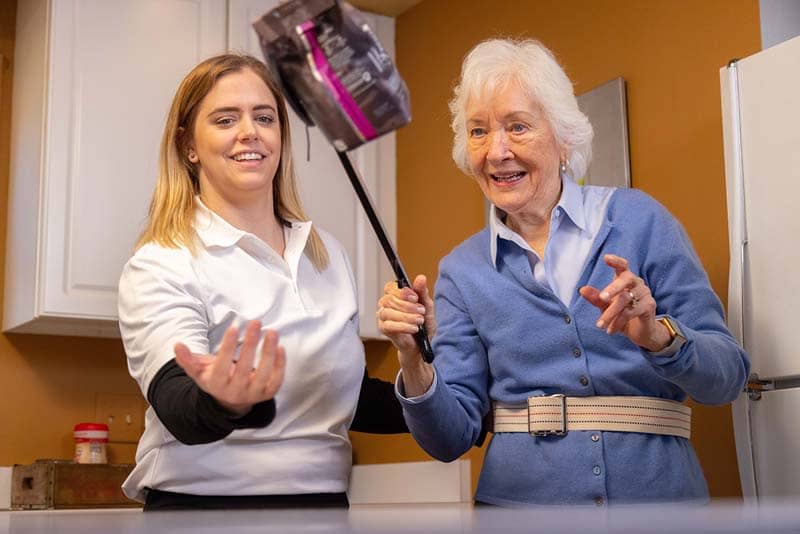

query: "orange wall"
xmin=353 ymin=0 xmax=762 ymax=500
xmin=0 ymin=0 xmax=140 ymax=467
xmin=0 ymin=0 xmax=762 ymax=500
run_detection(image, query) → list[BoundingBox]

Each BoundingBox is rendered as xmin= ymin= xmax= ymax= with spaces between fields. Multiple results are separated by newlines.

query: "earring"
xmin=188 ymin=151 xmax=198 ymax=163
xmin=560 ymin=160 xmax=567 ymax=173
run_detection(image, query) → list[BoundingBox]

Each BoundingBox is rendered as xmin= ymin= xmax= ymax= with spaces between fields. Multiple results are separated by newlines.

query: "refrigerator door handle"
xmin=721 ymin=60 xmax=747 ymax=348
xmin=721 ymin=60 xmax=758 ymax=500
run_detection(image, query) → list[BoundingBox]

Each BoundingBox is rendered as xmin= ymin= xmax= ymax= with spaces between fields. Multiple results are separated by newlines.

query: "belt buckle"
xmin=530 ymin=393 xmax=567 ymax=437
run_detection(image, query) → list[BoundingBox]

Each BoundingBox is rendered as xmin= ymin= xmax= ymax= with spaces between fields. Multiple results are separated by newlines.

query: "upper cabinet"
xmin=3 ymin=0 xmax=395 ymax=339
xmin=4 ymin=0 xmax=227 ymax=337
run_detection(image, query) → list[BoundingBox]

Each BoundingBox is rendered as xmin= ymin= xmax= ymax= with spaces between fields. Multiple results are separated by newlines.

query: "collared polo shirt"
xmin=118 ymin=200 xmax=364 ymax=502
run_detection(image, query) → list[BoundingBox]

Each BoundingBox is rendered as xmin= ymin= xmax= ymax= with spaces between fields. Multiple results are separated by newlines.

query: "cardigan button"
xmin=563 ymin=315 xmax=572 ymax=324
xmin=573 ymin=348 xmax=582 ymax=357
xmin=579 ymin=376 xmax=589 ymax=386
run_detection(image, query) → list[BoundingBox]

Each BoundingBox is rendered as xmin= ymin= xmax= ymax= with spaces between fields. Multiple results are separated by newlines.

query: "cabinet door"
xmin=41 ymin=0 xmax=227 ymax=327
xmin=228 ymin=0 xmax=396 ymax=339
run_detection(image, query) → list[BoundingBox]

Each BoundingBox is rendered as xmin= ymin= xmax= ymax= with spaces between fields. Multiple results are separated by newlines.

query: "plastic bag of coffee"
xmin=253 ymin=0 xmax=411 ymax=152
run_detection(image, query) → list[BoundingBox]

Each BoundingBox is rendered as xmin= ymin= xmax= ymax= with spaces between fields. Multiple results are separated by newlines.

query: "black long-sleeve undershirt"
xmin=147 ymin=360 xmax=408 ymax=445
xmin=349 ymin=370 xmax=408 ymax=434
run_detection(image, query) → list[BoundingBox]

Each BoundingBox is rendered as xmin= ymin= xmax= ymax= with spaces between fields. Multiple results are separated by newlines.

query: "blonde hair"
xmin=450 ymin=38 xmax=593 ymax=182
xmin=137 ymin=53 xmax=329 ymax=270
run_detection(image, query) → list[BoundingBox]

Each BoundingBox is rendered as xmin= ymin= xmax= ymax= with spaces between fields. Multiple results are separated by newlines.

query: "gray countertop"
xmin=2 ymin=501 xmax=800 ymax=533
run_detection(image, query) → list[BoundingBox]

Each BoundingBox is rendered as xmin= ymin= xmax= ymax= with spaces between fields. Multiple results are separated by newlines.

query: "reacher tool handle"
xmin=336 ymin=150 xmax=435 ymax=363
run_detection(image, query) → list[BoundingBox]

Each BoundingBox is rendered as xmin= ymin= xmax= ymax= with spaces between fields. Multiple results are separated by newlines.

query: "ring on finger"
xmin=626 ymin=289 xmax=639 ymax=309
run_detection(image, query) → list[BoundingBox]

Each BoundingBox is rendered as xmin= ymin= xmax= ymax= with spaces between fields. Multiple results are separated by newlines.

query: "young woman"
xmin=118 ymin=53 xmax=404 ymax=511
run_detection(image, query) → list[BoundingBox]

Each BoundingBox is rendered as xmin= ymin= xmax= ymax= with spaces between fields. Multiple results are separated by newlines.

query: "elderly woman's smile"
xmin=489 ymin=170 xmax=526 ymax=183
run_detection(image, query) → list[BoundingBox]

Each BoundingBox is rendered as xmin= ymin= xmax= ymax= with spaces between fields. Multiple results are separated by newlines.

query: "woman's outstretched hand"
xmin=174 ymin=320 xmax=286 ymax=417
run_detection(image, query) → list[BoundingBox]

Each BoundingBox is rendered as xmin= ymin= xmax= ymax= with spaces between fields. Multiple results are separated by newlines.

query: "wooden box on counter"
xmin=11 ymin=460 xmax=140 ymax=509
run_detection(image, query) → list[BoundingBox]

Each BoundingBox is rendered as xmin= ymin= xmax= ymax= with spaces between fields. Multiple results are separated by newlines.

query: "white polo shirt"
xmin=118 ymin=200 xmax=364 ymax=502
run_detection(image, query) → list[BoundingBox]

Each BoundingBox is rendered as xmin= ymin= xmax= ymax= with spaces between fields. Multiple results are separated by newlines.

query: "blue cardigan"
xmin=399 ymin=188 xmax=749 ymax=506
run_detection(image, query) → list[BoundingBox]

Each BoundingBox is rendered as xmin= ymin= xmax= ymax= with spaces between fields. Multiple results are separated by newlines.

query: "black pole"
xmin=336 ymin=150 xmax=435 ymax=363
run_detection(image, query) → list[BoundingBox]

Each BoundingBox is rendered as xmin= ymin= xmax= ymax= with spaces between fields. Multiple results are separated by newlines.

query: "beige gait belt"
xmin=493 ymin=394 xmax=692 ymax=439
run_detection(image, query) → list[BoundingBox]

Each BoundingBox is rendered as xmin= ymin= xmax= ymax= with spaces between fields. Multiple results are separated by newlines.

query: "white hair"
xmin=449 ymin=38 xmax=593 ymax=182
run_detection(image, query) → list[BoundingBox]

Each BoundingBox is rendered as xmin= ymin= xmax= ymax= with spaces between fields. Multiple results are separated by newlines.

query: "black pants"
xmin=144 ymin=488 xmax=349 ymax=511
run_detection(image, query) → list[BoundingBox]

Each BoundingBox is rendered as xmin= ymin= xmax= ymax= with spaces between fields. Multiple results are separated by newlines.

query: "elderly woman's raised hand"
xmin=579 ymin=254 xmax=673 ymax=352
xmin=174 ymin=320 xmax=286 ymax=417
xmin=377 ymin=274 xmax=436 ymax=395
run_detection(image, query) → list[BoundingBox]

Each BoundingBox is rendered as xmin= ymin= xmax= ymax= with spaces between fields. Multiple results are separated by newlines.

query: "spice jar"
xmin=73 ymin=422 xmax=109 ymax=464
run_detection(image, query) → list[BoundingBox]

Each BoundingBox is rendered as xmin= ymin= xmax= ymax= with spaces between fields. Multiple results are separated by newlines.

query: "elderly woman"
xmin=378 ymin=38 xmax=749 ymax=506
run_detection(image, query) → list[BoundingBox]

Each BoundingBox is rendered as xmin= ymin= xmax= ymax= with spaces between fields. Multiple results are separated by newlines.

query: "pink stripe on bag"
xmin=297 ymin=20 xmax=377 ymax=142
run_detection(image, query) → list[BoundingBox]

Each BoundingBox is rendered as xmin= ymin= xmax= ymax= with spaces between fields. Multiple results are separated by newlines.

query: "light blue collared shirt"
xmin=489 ymin=175 xmax=614 ymax=307
xmin=399 ymin=178 xmax=615 ymax=402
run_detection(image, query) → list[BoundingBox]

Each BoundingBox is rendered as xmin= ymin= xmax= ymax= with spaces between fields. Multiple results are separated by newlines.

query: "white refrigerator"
xmin=721 ymin=34 xmax=800 ymax=501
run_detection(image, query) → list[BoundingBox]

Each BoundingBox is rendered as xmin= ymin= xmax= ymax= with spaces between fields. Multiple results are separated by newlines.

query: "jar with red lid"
xmin=73 ymin=422 xmax=109 ymax=464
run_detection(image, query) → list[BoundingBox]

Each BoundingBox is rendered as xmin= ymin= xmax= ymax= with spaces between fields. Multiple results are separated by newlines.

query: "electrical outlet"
xmin=94 ymin=393 xmax=145 ymax=444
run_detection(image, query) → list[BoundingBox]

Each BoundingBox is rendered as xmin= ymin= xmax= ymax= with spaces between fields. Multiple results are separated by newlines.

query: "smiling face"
xmin=466 ymin=80 xmax=565 ymax=224
xmin=188 ymin=67 xmax=281 ymax=211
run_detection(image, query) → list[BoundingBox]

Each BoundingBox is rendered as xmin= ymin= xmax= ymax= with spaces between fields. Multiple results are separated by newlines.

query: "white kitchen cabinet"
xmin=4 ymin=0 xmax=396 ymax=339
xmin=3 ymin=0 xmax=227 ymax=336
